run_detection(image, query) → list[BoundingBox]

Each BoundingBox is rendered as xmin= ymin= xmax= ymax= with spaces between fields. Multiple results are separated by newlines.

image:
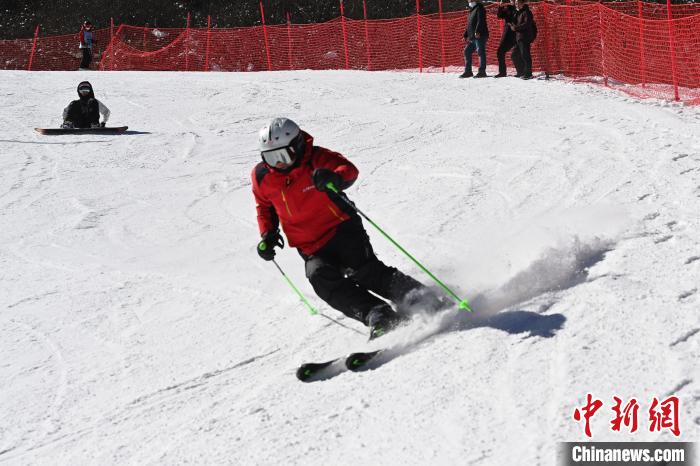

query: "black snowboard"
xmin=35 ymin=126 xmax=128 ymax=135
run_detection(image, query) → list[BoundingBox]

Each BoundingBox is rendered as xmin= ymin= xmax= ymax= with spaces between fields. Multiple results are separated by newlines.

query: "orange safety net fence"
xmin=2 ymin=1 xmax=699 ymax=104
xmin=0 ymin=28 xmax=113 ymax=71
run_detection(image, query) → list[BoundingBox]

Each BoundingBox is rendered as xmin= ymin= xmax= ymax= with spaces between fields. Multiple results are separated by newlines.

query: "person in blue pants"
xmin=78 ymin=21 xmax=94 ymax=70
xmin=460 ymin=0 xmax=490 ymax=78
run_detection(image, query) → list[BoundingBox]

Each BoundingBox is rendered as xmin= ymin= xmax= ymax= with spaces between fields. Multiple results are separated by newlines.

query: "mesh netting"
xmin=1 ymin=1 xmax=699 ymax=104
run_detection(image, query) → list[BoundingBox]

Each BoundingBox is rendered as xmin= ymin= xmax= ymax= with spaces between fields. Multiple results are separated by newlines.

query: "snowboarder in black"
xmin=61 ymin=81 xmax=111 ymax=129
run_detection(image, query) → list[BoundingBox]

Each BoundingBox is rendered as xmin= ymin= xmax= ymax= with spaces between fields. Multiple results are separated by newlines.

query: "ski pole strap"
xmin=272 ymin=259 xmax=318 ymax=315
xmin=325 ymin=182 xmax=472 ymax=312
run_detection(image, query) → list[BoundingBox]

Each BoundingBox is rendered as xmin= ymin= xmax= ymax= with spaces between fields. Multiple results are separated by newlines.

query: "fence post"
xmin=666 ymin=0 xmax=679 ymax=101
xmin=363 ymin=0 xmax=372 ymax=70
xmin=416 ymin=0 xmax=423 ymax=73
xmin=202 ymin=15 xmax=211 ymax=71
xmin=637 ymin=1 xmax=646 ymax=88
xmin=110 ymin=24 xmax=125 ymax=71
xmin=27 ymin=25 xmax=40 ymax=71
xmin=109 ymin=17 xmax=114 ymax=71
xmin=205 ymin=15 xmax=212 ymax=71
xmin=598 ymin=3 xmax=607 ymax=86
xmin=143 ymin=24 xmax=147 ymax=51
xmin=541 ymin=2 xmax=552 ymax=77
xmin=184 ymin=12 xmax=191 ymax=71
xmin=565 ymin=0 xmax=577 ymax=77
xmin=286 ymin=12 xmax=293 ymax=70
xmin=340 ymin=0 xmax=350 ymax=69
xmin=259 ymin=0 xmax=272 ymax=71
xmin=438 ymin=0 xmax=446 ymax=73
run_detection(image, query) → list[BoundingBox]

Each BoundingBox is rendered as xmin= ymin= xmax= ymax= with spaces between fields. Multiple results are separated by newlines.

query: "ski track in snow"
xmin=0 ymin=70 xmax=699 ymax=465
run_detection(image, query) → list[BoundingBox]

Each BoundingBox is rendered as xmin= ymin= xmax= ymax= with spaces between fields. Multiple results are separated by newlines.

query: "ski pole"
xmin=272 ymin=259 xmax=318 ymax=315
xmin=325 ymin=183 xmax=472 ymax=312
xmin=271 ymin=259 xmax=364 ymax=335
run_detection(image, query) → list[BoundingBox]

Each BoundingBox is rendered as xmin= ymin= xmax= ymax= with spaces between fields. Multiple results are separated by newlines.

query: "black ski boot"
xmin=366 ymin=305 xmax=407 ymax=340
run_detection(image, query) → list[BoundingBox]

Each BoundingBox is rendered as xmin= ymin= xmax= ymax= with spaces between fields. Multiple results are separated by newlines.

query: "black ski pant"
xmin=303 ymin=216 xmax=431 ymax=325
xmin=512 ymin=40 xmax=532 ymax=77
xmin=80 ymin=48 xmax=92 ymax=69
xmin=65 ymin=99 xmax=99 ymax=128
xmin=497 ymin=34 xmax=519 ymax=76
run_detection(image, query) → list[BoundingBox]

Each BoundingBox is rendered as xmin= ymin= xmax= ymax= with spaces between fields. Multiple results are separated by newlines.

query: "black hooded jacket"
xmin=497 ymin=4 xmax=517 ymax=37
xmin=464 ymin=2 xmax=489 ymax=41
xmin=62 ymin=81 xmax=111 ymax=124
xmin=512 ymin=5 xmax=536 ymax=43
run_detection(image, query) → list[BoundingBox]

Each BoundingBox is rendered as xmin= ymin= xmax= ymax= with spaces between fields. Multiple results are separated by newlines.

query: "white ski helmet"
xmin=258 ymin=117 xmax=305 ymax=169
xmin=259 ymin=117 xmax=300 ymax=151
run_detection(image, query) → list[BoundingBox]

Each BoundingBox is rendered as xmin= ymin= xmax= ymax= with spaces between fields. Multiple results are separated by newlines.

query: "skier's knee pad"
xmin=304 ymin=256 xmax=325 ymax=280
xmin=305 ymin=257 xmax=343 ymax=300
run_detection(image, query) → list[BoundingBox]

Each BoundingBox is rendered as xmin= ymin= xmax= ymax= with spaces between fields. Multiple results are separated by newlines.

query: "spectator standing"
xmin=460 ymin=0 xmax=490 ymax=78
xmin=495 ymin=0 xmax=519 ymax=78
xmin=79 ymin=21 xmax=94 ymax=70
xmin=510 ymin=0 xmax=536 ymax=79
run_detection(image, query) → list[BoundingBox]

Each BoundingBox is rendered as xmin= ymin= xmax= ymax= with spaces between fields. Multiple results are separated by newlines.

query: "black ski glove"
xmin=312 ymin=169 xmax=343 ymax=193
xmin=257 ymin=230 xmax=284 ymax=261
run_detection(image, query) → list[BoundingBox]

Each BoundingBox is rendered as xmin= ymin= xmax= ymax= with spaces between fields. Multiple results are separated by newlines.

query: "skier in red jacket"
xmin=252 ymin=118 xmax=443 ymax=339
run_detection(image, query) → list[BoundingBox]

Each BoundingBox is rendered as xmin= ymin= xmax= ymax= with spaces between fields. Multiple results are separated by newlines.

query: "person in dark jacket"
xmin=61 ymin=81 xmax=111 ymax=128
xmin=252 ymin=118 xmax=444 ymax=340
xmin=495 ymin=0 xmax=520 ymax=78
xmin=78 ymin=21 xmax=94 ymax=70
xmin=510 ymin=0 xmax=536 ymax=79
xmin=460 ymin=0 xmax=490 ymax=78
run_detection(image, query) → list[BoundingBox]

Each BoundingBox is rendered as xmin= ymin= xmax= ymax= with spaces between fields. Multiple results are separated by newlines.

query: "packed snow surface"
xmin=1 ymin=70 xmax=699 ymax=465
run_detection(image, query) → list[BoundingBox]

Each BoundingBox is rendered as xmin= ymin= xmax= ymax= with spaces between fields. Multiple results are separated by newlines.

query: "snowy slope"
xmin=1 ymin=70 xmax=699 ymax=465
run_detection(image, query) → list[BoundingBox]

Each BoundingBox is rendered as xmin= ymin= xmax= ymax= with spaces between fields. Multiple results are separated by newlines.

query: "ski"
xmin=296 ymin=358 xmax=341 ymax=382
xmin=345 ymin=350 xmax=383 ymax=371
xmin=296 ymin=349 xmax=385 ymax=382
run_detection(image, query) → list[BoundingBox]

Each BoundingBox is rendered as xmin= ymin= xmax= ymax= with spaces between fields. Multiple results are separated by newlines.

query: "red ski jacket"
xmin=251 ymin=131 xmax=358 ymax=255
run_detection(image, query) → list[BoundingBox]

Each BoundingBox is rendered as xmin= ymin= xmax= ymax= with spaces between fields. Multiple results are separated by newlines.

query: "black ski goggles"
xmin=78 ymin=87 xmax=91 ymax=95
xmin=261 ymin=146 xmax=294 ymax=167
